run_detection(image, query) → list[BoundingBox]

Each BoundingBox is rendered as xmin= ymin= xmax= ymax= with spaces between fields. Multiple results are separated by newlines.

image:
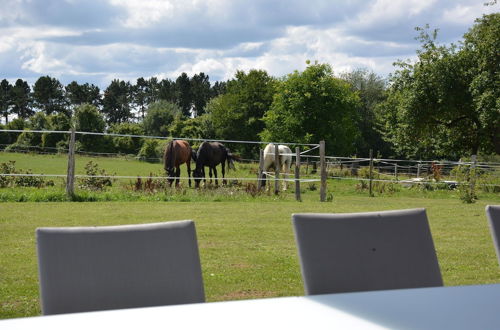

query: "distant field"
xmin=0 ymin=151 xmax=499 ymax=202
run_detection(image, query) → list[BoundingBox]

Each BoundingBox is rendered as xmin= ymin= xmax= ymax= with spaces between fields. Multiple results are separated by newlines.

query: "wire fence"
xmin=1 ymin=129 xmax=499 ymax=193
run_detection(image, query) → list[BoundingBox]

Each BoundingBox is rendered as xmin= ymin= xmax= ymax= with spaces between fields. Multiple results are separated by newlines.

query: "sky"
xmin=0 ymin=0 xmax=497 ymax=88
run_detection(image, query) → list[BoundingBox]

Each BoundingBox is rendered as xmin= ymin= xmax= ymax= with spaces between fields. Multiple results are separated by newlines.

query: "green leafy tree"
xmin=169 ymin=114 xmax=215 ymax=140
xmin=42 ymin=113 xmax=71 ymax=150
xmin=3 ymin=118 xmax=25 ymax=145
xmin=341 ymin=69 xmax=390 ymax=157
xmin=379 ymin=16 xmax=499 ymax=159
xmin=74 ymin=104 xmax=106 ymax=152
xmin=463 ymin=13 xmax=500 ymax=154
xmin=108 ymin=122 xmax=144 ymax=154
xmin=262 ymin=63 xmax=360 ymax=156
xmin=10 ymin=79 xmax=33 ymax=120
xmin=143 ymin=100 xmax=181 ymax=137
xmin=0 ymin=79 xmax=12 ymax=124
xmin=209 ymin=69 xmax=276 ymax=157
xmin=102 ymin=79 xmax=133 ymax=124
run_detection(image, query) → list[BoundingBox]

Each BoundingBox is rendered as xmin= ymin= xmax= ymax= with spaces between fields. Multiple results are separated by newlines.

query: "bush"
xmin=108 ymin=122 xmax=144 ymax=154
xmin=78 ymin=161 xmax=115 ymax=191
xmin=0 ymin=160 xmax=53 ymax=188
xmin=137 ymin=139 xmax=168 ymax=162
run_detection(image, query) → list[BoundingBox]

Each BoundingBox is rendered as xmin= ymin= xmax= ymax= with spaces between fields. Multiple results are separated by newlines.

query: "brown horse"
xmin=163 ymin=140 xmax=193 ymax=187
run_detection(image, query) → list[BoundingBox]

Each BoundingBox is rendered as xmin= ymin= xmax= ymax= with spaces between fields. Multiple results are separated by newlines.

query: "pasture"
xmin=1 ymin=151 xmax=500 ymax=319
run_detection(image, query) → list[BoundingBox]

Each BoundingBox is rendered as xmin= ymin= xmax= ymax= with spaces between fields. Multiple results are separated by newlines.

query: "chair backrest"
xmin=36 ymin=220 xmax=205 ymax=315
xmin=486 ymin=205 xmax=500 ymax=265
xmin=292 ymin=208 xmax=443 ymax=295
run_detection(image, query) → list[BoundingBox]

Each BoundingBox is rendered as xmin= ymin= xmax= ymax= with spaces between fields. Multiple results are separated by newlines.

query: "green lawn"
xmin=1 ymin=197 xmax=500 ymax=319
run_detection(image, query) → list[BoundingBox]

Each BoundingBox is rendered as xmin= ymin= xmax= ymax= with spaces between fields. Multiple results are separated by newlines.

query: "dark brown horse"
xmin=193 ymin=141 xmax=239 ymax=188
xmin=163 ymin=140 xmax=193 ymax=187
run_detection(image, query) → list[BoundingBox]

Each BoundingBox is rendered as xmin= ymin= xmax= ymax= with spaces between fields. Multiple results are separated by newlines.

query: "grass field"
xmin=2 ymin=197 xmax=500 ymax=319
xmin=1 ymin=152 xmax=500 ymax=319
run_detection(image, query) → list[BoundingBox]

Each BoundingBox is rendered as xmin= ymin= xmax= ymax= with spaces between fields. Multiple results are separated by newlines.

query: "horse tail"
xmin=164 ymin=140 xmax=175 ymax=171
xmin=191 ymin=148 xmax=198 ymax=162
xmin=226 ymin=147 xmax=240 ymax=171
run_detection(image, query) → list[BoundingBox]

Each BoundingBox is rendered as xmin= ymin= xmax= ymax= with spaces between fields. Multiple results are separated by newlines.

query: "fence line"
xmin=0 ymin=129 xmax=319 ymax=147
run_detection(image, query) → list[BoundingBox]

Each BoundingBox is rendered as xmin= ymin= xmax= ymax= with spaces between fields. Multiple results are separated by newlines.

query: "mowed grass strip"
xmin=1 ymin=197 xmax=500 ymax=319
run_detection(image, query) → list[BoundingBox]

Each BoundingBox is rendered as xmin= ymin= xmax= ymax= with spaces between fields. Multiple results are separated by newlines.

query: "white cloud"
xmin=0 ymin=0 xmax=496 ymax=87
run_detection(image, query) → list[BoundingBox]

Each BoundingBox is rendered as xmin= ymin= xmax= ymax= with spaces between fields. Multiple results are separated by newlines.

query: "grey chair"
xmin=292 ymin=208 xmax=443 ymax=295
xmin=36 ymin=220 xmax=205 ymax=315
xmin=486 ymin=205 xmax=500 ymax=265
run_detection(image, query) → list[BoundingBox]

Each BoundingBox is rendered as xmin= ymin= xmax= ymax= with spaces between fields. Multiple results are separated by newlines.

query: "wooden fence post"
xmin=295 ymin=147 xmax=301 ymax=202
xmin=320 ymin=140 xmax=327 ymax=202
xmin=274 ymin=144 xmax=280 ymax=195
xmin=66 ymin=127 xmax=76 ymax=198
xmin=257 ymin=149 xmax=264 ymax=190
xmin=369 ymin=149 xmax=374 ymax=197
xmin=417 ymin=161 xmax=421 ymax=178
xmin=394 ymin=163 xmax=398 ymax=181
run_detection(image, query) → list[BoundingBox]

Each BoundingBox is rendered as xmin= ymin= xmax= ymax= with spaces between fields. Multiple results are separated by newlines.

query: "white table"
xmin=2 ymin=284 xmax=500 ymax=330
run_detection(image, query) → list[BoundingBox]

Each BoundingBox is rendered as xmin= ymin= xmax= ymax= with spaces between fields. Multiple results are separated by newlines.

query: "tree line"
xmin=0 ymin=13 xmax=498 ymax=161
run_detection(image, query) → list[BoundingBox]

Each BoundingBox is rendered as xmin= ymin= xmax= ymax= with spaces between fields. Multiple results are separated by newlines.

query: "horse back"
xmin=165 ymin=140 xmax=192 ymax=168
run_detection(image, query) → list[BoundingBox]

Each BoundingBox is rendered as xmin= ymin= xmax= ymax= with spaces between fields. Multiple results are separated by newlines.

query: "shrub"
xmin=78 ymin=161 xmax=115 ymax=191
xmin=137 ymin=139 xmax=168 ymax=162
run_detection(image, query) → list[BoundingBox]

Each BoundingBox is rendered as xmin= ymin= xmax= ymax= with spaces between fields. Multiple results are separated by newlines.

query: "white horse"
xmin=262 ymin=143 xmax=292 ymax=190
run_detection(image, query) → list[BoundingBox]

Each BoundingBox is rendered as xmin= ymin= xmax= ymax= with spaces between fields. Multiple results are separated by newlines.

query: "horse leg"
xmin=283 ymin=163 xmax=288 ymax=191
xmin=175 ymin=167 xmax=181 ymax=187
xmin=222 ymin=161 xmax=226 ymax=185
xmin=213 ymin=166 xmax=218 ymax=186
xmin=187 ymin=162 xmax=191 ymax=188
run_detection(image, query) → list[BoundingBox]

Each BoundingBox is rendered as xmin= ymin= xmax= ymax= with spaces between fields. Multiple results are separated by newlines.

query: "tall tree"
xmin=0 ymin=79 xmax=12 ymax=124
xmin=132 ymin=77 xmax=148 ymax=120
xmin=175 ymin=73 xmax=192 ymax=117
xmin=33 ymin=76 xmax=67 ymax=115
xmin=190 ymin=72 xmax=211 ymax=116
xmin=10 ymin=79 xmax=33 ymax=120
xmin=210 ymin=81 xmax=227 ymax=98
xmin=341 ymin=69 xmax=390 ymax=157
xmin=261 ymin=63 xmax=360 ymax=156
xmin=65 ymin=81 xmax=101 ymax=108
xmin=102 ymin=79 xmax=133 ymax=125
xmin=158 ymin=78 xmax=177 ymax=104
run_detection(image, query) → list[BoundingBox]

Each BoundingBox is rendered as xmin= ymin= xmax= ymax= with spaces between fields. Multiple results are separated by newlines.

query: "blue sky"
xmin=0 ymin=0 xmax=497 ymax=88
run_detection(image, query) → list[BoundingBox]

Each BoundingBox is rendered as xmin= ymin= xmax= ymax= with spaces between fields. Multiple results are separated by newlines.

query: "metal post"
xmin=417 ymin=161 xmax=421 ymax=178
xmin=274 ymin=144 xmax=280 ymax=195
xmin=394 ymin=163 xmax=398 ymax=181
xmin=320 ymin=140 xmax=327 ymax=202
xmin=257 ymin=149 xmax=264 ymax=190
xmin=66 ymin=127 xmax=76 ymax=198
xmin=470 ymin=155 xmax=477 ymax=198
xmin=295 ymin=147 xmax=301 ymax=202
xmin=369 ymin=149 xmax=374 ymax=197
